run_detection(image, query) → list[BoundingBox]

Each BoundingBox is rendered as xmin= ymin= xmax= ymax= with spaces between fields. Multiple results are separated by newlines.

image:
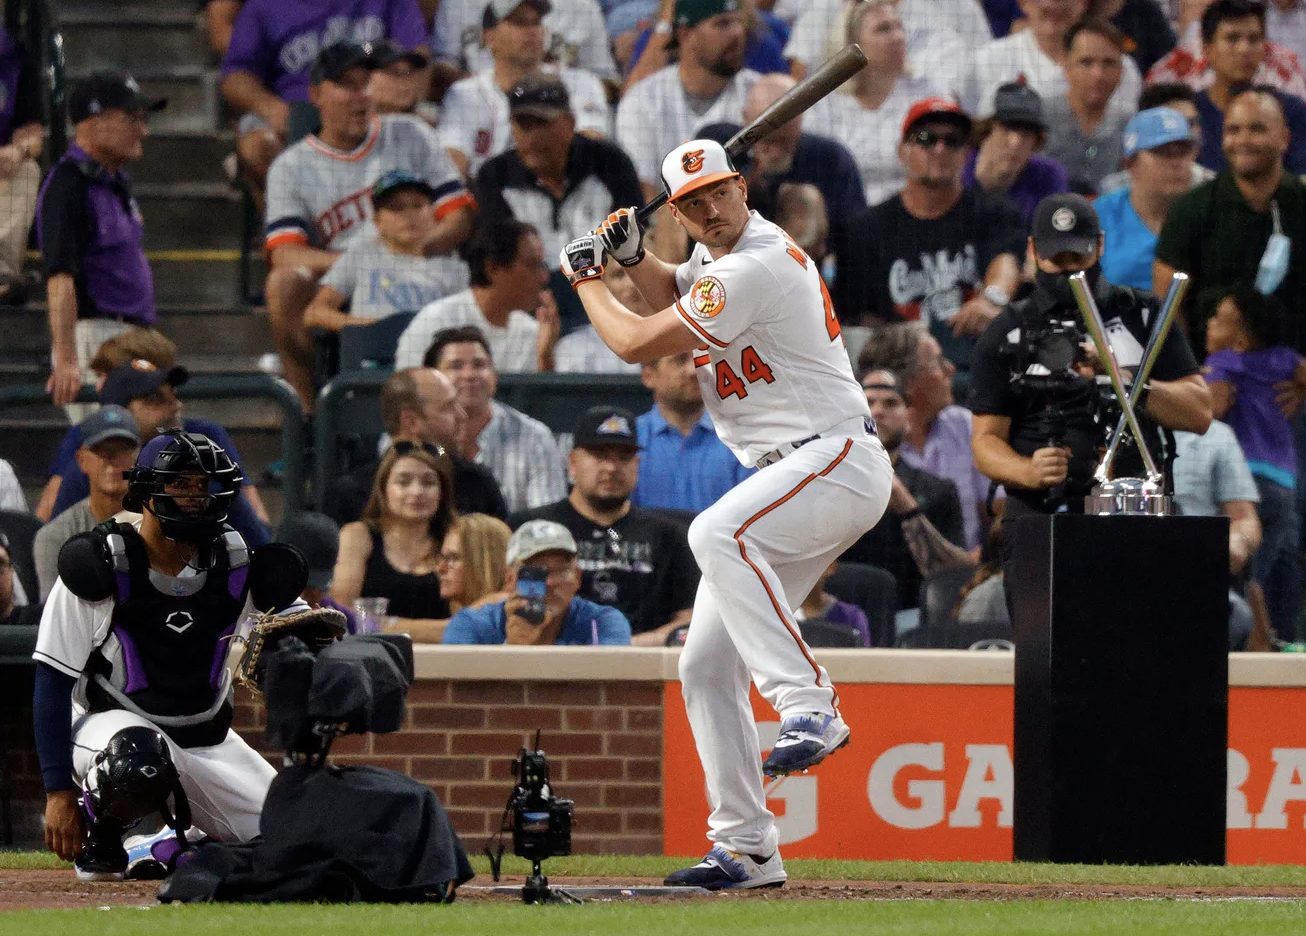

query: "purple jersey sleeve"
xmin=220 ymin=0 xmax=270 ymax=83
xmin=385 ymin=0 xmax=430 ymax=48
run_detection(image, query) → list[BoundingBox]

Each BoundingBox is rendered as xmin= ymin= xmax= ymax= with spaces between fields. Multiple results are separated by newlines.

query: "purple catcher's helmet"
xmin=122 ymin=430 xmax=243 ymax=543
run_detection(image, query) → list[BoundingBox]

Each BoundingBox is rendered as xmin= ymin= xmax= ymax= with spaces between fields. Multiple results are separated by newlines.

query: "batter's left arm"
xmin=573 ymin=279 xmax=702 ymax=364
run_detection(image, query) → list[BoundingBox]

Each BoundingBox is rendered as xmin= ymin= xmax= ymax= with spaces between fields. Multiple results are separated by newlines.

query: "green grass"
xmin=6 ymin=849 xmax=1306 ymax=887
xmin=2 ymin=900 xmax=1306 ymax=936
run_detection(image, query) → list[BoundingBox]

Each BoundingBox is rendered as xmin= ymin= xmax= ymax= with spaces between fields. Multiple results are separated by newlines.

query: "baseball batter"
xmin=33 ymin=432 xmax=307 ymax=881
xmin=561 ymin=139 xmax=893 ymax=889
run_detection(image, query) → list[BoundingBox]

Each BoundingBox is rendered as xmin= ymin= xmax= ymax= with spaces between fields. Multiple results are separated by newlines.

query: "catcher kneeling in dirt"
xmin=32 ymin=430 xmax=343 ymax=881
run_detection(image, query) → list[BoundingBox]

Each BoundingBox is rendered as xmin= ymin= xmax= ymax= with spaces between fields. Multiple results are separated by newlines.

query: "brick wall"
xmin=231 ymin=679 xmax=666 ymax=855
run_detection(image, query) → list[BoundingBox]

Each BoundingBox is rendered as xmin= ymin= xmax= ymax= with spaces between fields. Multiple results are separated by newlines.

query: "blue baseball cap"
xmin=1122 ymin=107 xmax=1194 ymax=158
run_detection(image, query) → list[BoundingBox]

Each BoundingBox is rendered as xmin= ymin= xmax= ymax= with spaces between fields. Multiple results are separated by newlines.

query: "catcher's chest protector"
xmin=88 ymin=524 xmax=250 ymax=746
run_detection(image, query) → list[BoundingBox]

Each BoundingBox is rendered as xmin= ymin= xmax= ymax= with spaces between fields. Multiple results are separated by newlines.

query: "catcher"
xmin=32 ymin=430 xmax=344 ymax=880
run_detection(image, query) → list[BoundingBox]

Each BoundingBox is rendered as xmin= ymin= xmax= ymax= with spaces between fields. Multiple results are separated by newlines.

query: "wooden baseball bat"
xmin=633 ymin=43 xmax=869 ymax=227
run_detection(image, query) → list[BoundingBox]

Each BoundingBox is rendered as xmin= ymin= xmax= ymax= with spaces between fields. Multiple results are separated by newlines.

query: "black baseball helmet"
xmin=123 ymin=430 xmax=243 ymax=543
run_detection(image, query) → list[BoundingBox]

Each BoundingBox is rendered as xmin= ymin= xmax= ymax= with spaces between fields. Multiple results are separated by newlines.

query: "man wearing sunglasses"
xmin=836 ymin=97 xmax=1025 ymax=373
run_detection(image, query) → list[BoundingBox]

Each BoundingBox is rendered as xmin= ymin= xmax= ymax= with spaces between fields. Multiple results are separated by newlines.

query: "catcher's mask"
xmin=123 ymin=430 xmax=243 ymax=544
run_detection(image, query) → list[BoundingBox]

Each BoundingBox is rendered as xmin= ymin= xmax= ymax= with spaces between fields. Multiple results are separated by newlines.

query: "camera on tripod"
xmin=486 ymin=730 xmax=575 ymax=903
xmin=510 ymin=739 xmax=574 ymax=863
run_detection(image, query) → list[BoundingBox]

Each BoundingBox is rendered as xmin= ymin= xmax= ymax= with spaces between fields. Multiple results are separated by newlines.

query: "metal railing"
xmin=0 ymin=373 xmax=307 ymax=512
xmin=7 ymin=0 xmax=67 ymax=162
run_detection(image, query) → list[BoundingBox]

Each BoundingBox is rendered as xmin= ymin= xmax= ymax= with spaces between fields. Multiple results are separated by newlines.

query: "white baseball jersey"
xmin=34 ymin=560 xmax=260 ymax=716
xmin=394 ymin=287 xmax=541 ymax=372
xmin=438 ymin=67 xmax=611 ymax=175
xmin=431 ymin=0 xmax=618 ymax=79
xmin=264 ymin=114 xmax=473 ymax=254
xmin=673 ymin=211 xmax=870 ymax=467
xmin=616 ymin=67 xmax=760 ymax=185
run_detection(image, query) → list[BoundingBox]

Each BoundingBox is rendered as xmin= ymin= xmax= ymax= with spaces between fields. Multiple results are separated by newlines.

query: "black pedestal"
xmin=1010 ymin=514 xmax=1228 ymax=864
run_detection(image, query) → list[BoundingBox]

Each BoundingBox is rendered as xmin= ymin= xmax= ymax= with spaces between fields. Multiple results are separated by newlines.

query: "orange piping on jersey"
xmin=693 ymin=354 xmax=710 ymax=367
xmin=433 ymin=191 xmax=477 ymax=220
xmin=675 ymin=299 xmax=728 ymax=348
xmin=304 ymin=117 xmax=381 ymax=162
xmin=264 ymin=230 xmax=310 ymax=254
xmin=731 ymin=437 xmax=854 ymax=702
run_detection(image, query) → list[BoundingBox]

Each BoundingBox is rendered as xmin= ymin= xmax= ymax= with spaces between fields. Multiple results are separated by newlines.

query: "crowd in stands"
xmin=6 ymin=0 xmax=1306 ymax=652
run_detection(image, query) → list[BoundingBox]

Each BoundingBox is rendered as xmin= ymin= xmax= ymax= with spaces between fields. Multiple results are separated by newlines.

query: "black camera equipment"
xmin=1000 ymin=309 xmax=1114 ymax=507
xmin=264 ymin=632 xmax=415 ymax=765
xmin=485 ymin=730 xmax=577 ymax=904
xmin=161 ymin=632 xmax=476 ymax=903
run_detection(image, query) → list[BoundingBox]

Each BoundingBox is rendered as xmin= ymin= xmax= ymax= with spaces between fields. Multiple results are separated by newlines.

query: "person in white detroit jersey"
xmin=561 ymin=139 xmax=893 ymax=890
xmin=263 ymin=40 xmax=476 ymax=408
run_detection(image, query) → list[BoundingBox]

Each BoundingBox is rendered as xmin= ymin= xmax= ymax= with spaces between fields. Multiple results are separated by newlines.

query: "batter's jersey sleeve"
xmin=672 ymin=251 xmax=783 ymax=348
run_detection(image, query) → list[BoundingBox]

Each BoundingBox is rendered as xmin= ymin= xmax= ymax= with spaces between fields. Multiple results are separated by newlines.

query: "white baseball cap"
xmin=507 ymin=520 xmax=578 ymax=565
xmin=660 ymin=138 xmax=740 ymax=202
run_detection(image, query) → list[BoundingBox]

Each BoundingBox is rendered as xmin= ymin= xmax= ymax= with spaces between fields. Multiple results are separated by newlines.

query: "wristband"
xmin=566 ymin=265 xmax=603 ymax=288
xmin=897 ymin=506 xmax=923 ymax=521
xmin=1134 ymin=380 xmax=1152 ymax=414
xmin=616 ymin=246 xmax=646 ymax=268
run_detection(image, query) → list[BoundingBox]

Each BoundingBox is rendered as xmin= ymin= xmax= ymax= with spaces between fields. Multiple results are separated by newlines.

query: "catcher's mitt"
xmin=235 ymin=606 xmax=347 ymax=694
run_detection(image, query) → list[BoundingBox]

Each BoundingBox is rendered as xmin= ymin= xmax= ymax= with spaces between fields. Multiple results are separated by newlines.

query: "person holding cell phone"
xmin=441 ymin=519 xmax=632 ymax=645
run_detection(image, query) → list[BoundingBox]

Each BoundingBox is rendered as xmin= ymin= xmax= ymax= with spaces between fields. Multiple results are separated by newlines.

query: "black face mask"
xmin=1035 ymin=263 xmax=1103 ymax=307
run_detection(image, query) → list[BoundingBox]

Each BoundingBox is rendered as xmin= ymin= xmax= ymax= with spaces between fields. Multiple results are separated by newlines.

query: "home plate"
xmin=464 ymin=885 xmax=712 ymax=900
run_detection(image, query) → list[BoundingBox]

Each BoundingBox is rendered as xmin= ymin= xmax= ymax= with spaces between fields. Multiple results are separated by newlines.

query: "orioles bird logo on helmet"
xmin=681 ymin=148 xmax=706 ymax=174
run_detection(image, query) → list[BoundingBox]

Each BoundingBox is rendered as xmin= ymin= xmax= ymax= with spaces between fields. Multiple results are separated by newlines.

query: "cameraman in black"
xmin=969 ymin=194 xmax=1213 ymax=615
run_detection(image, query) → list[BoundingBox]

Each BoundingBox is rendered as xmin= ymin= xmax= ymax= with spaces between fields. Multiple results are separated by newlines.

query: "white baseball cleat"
xmin=663 ymin=845 xmax=787 ymax=890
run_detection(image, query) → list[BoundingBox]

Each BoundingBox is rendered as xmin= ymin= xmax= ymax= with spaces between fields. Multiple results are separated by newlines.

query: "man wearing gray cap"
xmin=33 ymin=406 xmax=142 ymax=600
xmin=442 ymin=518 xmax=631 ymax=644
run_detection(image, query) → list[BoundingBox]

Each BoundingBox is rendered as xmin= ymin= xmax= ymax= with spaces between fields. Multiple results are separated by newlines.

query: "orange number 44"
xmin=715 ymin=345 xmax=775 ymax=400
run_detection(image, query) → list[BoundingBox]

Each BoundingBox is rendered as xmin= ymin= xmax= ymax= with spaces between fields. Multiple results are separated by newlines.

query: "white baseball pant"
xmin=72 ymin=709 xmax=276 ymax=842
xmin=680 ymin=427 xmax=892 ymax=856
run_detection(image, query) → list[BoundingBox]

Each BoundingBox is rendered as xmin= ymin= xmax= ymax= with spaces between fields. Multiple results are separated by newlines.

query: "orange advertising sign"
xmin=662 ymin=683 xmax=1306 ymax=865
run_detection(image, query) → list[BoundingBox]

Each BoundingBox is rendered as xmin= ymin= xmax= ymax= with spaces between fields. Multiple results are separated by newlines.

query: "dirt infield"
xmin=4 ymin=870 xmax=1306 ymax=910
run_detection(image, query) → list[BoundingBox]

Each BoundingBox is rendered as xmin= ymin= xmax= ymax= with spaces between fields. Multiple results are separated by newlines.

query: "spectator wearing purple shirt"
xmin=220 ymin=0 xmax=430 ymax=193
xmin=858 ymin=322 xmax=993 ymax=551
xmin=38 ymin=73 xmax=165 ymax=412
xmin=963 ymin=81 xmax=1070 ymax=224
xmin=795 ymin=562 xmax=873 ymax=647
xmin=1204 ymin=287 xmax=1306 ymax=641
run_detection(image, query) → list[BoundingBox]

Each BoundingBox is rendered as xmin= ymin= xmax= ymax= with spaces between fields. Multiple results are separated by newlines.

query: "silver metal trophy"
xmin=1067 ymin=271 xmax=1190 ymax=516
